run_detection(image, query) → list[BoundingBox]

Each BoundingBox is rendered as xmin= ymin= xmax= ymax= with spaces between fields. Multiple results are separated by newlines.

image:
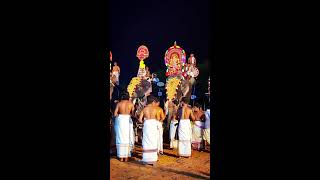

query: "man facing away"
xmin=169 ymin=99 xmax=179 ymax=149
xmin=138 ymin=95 xmax=159 ymax=165
xmin=112 ymin=62 xmax=120 ymax=85
xmin=154 ymin=97 xmax=165 ymax=155
xmin=114 ymin=93 xmax=134 ymax=162
xmin=176 ymin=97 xmax=195 ymax=158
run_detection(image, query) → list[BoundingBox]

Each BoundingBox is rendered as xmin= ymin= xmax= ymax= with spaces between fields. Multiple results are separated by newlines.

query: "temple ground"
xmin=110 ymin=143 xmax=211 ymax=180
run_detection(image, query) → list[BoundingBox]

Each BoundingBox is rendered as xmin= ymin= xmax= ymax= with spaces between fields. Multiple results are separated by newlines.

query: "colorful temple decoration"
xmin=127 ymin=45 xmax=150 ymax=98
xmin=136 ymin=45 xmax=149 ymax=78
xmin=164 ymin=41 xmax=185 ymax=100
xmin=127 ymin=77 xmax=142 ymax=97
xmin=164 ymin=41 xmax=186 ymax=77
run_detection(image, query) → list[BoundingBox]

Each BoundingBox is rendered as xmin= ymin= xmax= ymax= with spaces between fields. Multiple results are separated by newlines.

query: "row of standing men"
xmin=111 ymin=93 xmax=210 ymax=165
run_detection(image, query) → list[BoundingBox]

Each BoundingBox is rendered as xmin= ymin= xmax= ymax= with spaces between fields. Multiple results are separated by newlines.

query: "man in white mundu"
xmin=138 ymin=95 xmax=159 ymax=165
xmin=154 ymin=98 xmax=165 ymax=155
xmin=191 ymin=103 xmax=205 ymax=151
xmin=112 ymin=62 xmax=120 ymax=85
xmin=177 ymin=97 xmax=195 ymax=158
xmin=168 ymin=99 xmax=179 ymax=149
xmin=114 ymin=93 xmax=135 ymax=162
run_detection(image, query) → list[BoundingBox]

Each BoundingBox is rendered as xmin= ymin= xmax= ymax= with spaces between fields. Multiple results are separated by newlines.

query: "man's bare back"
xmin=179 ymin=105 xmax=195 ymax=121
xmin=139 ymin=104 xmax=158 ymax=123
xmin=114 ymin=100 xmax=134 ymax=116
xmin=112 ymin=65 xmax=120 ymax=73
xmin=156 ymin=106 xmax=165 ymax=122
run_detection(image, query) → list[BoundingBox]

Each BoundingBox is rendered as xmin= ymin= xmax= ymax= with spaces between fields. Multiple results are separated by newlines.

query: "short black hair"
xmin=120 ymin=93 xmax=130 ymax=100
xmin=154 ymin=96 xmax=159 ymax=103
xmin=181 ymin=97 xmax=189 ymax=104
xmin=147 ymin=95 xmax=156 ymax=104
xmin=194 ymin=102 xmax=202 ymax=108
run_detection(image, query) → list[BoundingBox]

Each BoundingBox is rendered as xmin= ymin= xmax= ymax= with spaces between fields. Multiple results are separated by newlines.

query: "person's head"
xmin=114 ymin=62 xmax=117 ymax=66
xmin=180 ymin=97 xmax=189 ymax=106
xmin=120 ymin=93 xmax=129 ymax=101
xmin=153 ymin=97 xmax=160 ymax=106
xmin=147 ymin=95 xmax=156 ymax=105
xmin=193 ymin=103 xmax=202 ymax=111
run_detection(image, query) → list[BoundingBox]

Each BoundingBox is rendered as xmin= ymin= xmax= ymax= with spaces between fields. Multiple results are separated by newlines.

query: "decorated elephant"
xmin=127 ymin=45 xmax=152 ymax=116
xmin=164 ymin=42 xmax=198 ymax=103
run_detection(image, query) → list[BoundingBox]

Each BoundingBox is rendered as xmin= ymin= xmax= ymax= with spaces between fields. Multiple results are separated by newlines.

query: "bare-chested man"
xmin=191 ymin=103 xmax=205 ymax=151
xmin=114 ymin=93 xmax=134 ymax=162
xmin=176 ymin=97 xmax=195 ymax=158
xmin=154 ymin=98 xmax=165 ymax=155
xmin=112 ymin=62 xmax=120 ymax=85
xmin=138 ymin=95 xmax=159 ymax=165
xmin=169 ymin=99 xmax=179 ymax=149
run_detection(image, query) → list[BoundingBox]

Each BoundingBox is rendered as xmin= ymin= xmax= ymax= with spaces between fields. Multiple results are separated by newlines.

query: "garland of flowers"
xmin=165 ymin=77 xmax=181 ymax=100
xmin=127 ymin=77 xmax=141 ymax=97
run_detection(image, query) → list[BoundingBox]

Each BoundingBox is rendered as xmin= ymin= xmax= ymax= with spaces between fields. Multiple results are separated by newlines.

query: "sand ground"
xmin=110 ymin=143 xmax=211 ymax=180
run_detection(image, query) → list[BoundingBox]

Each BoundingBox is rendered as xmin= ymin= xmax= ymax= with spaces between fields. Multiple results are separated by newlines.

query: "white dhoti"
xmin=114 ymin=114 xmax=131 ymax=158
xmin=169 ymin=119 xmax=178 ymax=148
xmin=142 ymin=119 xmax=158 ymax=163
xmin=129 ymin=118 xmax=135 ymax=153
xmin=192 ymin=121 xmax=204 ymax=150
xmin=112 ymin=71 xmax=119 ymax=85
xmin=203 ymin=128 xmax=210 ymax=144
xmin=157 ymin=121 xmax=163 ymax=153
xmin=178 ymin=119 xmax=192 ymax=157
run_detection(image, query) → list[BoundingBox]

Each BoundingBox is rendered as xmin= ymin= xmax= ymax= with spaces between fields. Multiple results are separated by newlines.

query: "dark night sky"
xmin=109 ymin=0 xmax=211 ymax=86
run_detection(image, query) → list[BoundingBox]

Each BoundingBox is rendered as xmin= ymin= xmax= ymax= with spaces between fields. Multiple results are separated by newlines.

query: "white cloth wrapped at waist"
xmin=157 ymin=121 xmax=163 ymax=153
xmin=170 ymin=119 xmax=179 ymax=149
xmin=142 ymin=119 xmax=158 ymax=163
xmin=178 ymin=119 xmax=192 ymax=157
xmin=114 ymin=114 xmax=131 ymax=158
xmin=192 ymin=120 xmax=204 ymax=150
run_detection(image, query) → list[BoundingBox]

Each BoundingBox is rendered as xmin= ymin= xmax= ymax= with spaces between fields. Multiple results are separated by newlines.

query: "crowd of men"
xmin=110 ymin=92 xmax=210 ymax=166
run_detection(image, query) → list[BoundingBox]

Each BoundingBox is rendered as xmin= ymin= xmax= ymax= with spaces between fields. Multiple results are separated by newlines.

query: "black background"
xmin=2 ymin=0 xmax=309 ymax=179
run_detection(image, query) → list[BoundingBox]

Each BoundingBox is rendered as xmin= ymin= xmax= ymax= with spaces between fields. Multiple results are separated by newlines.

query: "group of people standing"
xmin=110 ymin=92 xmax=210 ymax=166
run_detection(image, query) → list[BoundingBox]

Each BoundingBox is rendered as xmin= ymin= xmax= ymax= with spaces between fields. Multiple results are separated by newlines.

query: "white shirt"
xmin=204 ymin=109 xmax=210 ymax=129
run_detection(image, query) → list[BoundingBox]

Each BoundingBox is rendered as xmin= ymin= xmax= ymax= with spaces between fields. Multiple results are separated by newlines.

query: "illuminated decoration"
xmin=127 ymin=77 xmax=141 ymax=97
xmin=136 ymin=45 xmax=149 ymax=77
xmin=127 ymin=45 xmax=151 ymax=97
xmin=165 ymin=77 xmax=181 ymax=100
xmin=164 ymin=41 xmax=186 ymax=100
xmin=164 ymin=41 xmax=186 ymax=77
xmin=136 ymin=45 xmax=149 ymax=61
xmin=139 ymin=60 xmax=146 ymax=69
